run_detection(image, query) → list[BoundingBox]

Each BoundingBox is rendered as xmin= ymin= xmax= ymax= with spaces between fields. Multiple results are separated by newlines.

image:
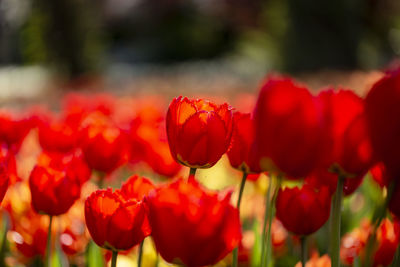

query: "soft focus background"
xmin=0 ymin=0 xmax=399 ymax=102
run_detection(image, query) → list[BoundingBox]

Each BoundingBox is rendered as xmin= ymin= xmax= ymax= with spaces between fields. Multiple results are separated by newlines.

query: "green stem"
xmin=330 ymin=174 xmax=344 ymax=267
xmin=189 ymin=168 xmax=197 ymax=178
xmin=45 ymin=215 xmax=53 ymax=267
xmin=232 ymin=172 xmax=248 ymax=267
xmin=98 ymin=172 xmax=106 ymax=188
xmin=260 ymin=176 xmax=273 ymax=267
xmin=390 ymin=245 xmax=400 ymax=267
xmin=0 ymin=213 xmax=9 ymax=267
xmin=300 ymin=236 xmax=307 ymax=267
xmin=264 ymin=176 xmax=281 ymax=267
xmin=155 ymin=252 xmax=159 ymax=267
xmin=138 ymin=240 xmax=144 ymax=267
xmin=111 ymin=250 xmax=118 ymax=267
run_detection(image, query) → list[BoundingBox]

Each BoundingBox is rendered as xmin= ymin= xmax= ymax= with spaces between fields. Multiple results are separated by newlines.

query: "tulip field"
xmin=0 ymin=69 xmax=399 ymax=267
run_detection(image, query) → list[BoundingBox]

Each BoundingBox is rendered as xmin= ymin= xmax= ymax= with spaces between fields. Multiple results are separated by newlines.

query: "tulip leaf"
xmin=87 ymin=241 xmax=104 ymax=267
xmin=251 ymin=220 xmax=261 ymax=267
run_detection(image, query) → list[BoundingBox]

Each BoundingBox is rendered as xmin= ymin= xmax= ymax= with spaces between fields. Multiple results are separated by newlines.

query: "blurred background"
xmin=0 ymin=0 xmax=399 ymax=101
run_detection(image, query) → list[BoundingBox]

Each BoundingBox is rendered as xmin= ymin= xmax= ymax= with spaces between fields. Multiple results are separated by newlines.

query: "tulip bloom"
xmin=84 ymin=188 xmax=151 ymax=251
xmin=146 ymin=178 xmax=241 ymax=267
xmin=120 ymin=174 xmax=155 ymax=200
xmin=0 ymin=110 xmax=32 ymax=152
xmin=80 ymin=112 xmax=128 ymax=174
xmin=29 ymin=151 xmax=87 ymax=216
xmin=318 ymin=89 xmax=373 ymax=176
xmin=227 ymin=112 xmax=261 ymax=173
xmin=38 ymin=115 xmax=80 ymax=152
xmin=365 ymin=69 xmax=400 ymax=176
xmin=275 ymin=185 xmax=331 ymax=235
xmin=305 ymin=168 xmax=365 ymax=196
xmin=254 ymin=76 xmax=324 ymax=178
xmin=166 ymin=96 xmax=233 ymax=168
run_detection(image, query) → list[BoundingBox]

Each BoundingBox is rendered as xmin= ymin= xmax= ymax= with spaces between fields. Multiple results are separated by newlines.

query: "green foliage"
xmin=87 ymin=241 xmax=104 ymax=267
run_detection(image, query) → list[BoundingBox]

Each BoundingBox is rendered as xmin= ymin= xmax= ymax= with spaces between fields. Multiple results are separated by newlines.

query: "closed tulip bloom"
xmin=254 ymin=76 xmax=324 ymax=178
xmin=318 ymin=89 xmax=373 ymax=176
xmin=276 ymin=185 xmax=331 ymax=235
xmin=80 ymin=112 xmax=128 ymax=174
xmin=146 ymin=178 xmax=241 ymax=267
xmin=365 ymin=69 xmax=400 ymax=175
xmin=166 ymin=96 xmax=233 ymax=168
xmin=84 ymin=188 xmax=151 ymax=251
xmin=29 ymin=152 xmax=85 ymax=216
xmin=227 ymin=112 xmax=261 ymax=173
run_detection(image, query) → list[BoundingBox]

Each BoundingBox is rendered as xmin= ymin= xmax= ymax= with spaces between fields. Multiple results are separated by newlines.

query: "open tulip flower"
xmin=120 ymin=174 xmax=155 ymax=200
xmin=146 ymin=177 xmax=241 ymax=267
xmin=85 ymin=188 xmax=151 ymax=266
xmin=166 ymin=96 xmax=233 ymax=170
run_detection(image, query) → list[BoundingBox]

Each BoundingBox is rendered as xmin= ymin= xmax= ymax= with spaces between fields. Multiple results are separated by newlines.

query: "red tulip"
xmin=84 ymin=188 xmax=151 ymax=251
xmin=166 ymin=96 xmax=233 ymax=168
xmin=8 ymin=209 xmax=50 ymax=260
xmin=305 ymin=168 xmax=365 ymax=196
xmin=370 ymin=162 xmax=390 ymax=188
xmin=373 ymin=218 xmax=400 ymax=267
xmin=0 ymin=110 xmax=32 ymax=152
xmin=144 ymin=139 xmax=182 ymax=178
xmin=29 ymin=151 xmax=85 ymax=216
xmin=0 ymin=145 xmax=18 ymax=202
xmin=227 ymin=112 xmax=261 ymax=173
xmin=365 ymin=69 xmax=400 ymax=176
xmin=120 ymin=175 xmax=155 ymax=200
xmin=275 ymin=185 xmax=331 ymax=235
xmin=254 ymin=76 xmax=324 ymax=178
xmin=318 ymin=89 xmax=374 ymax=176
xmin=80 ymin=112 xmax=128 ymax=174
xmin=38 ymin=115 xmax=80 ymax=152
xmin=146 ymin=177 xmax=241 ymax=267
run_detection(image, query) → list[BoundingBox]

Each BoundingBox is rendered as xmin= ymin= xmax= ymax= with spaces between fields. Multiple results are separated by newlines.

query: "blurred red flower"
xmin=373 ymin=218 xmax=400 ymax=266
xmin=146 ymin=177 xmax=241 ymax=267
xmin=318 ymin=89 xmax=373 ymax=176
xmin=305 ymin=168 xmax=365 ymax=196
xmin=227 ymin=112 xmax=261 ymax=173
xmin=166 ymin=96 xmax=233 ymax=168
xmin=29 ymin=151 xmax=86 ymax=216
xmin=84 ymin=188 xmax=151 ymax=251
xmin=0 ymin=110 xmax=33 ymax=152
xmin=120 ymin=174 xmax=155 ymax=200
xmin=275 ymin=185 xmax=331 ymax=235
xmin=37 ymin=113 xmax=80 ymax=152
xmin=80 ymin=112 xmax=128 ymax=174
xmin=253 ymin=76 xmax=324 ymax=178
xmin=365 ymin=69 xmax=400 ymax=176
xmin=340 ymin=218 xmax=400 ymax=266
